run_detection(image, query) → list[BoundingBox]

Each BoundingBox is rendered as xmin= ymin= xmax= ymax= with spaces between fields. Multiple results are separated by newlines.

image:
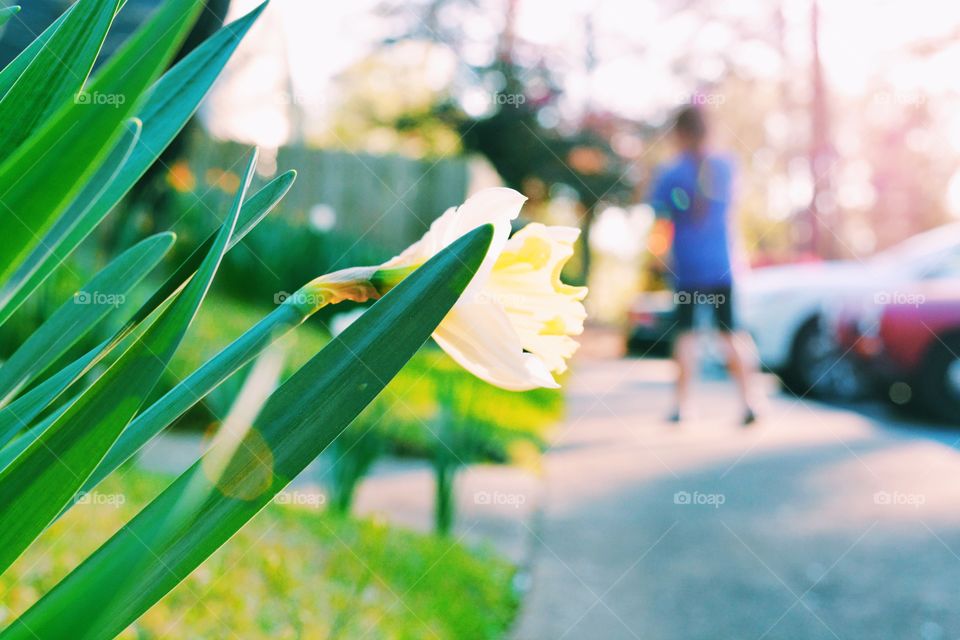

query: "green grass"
xmin=0 ymin=467 xmax=520 ymax=639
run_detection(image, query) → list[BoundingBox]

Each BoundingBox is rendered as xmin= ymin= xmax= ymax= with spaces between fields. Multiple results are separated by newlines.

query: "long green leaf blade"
xmin=84 ymin=302 xmax=302 ymax=495
xmin=129 ymin=169 xmax=295 ymax=329
xmin=0 ymin=396 xmax=73 ymax=471
xmin=67 ymin=175 xmax=300 ymax=496
xmin=0 ymin=0 xmax=203 ymax=283
xmin=0 ymin=150 xmax=256 ymax=575
xmin=0 ymin=2 xmax=269 ymax=325
xmin=0 ymin=232 xmax=173 ymax=407
xmin=0 ymin=307 xmax=162 ymax=455
xmin=0 ymin=6 xmax=20 ymax=29
xmin=0 ymin=6 xmax=70 ymax=98
xmin=1 ymin=224 xmax=493 ymax=640
xmin=0 ymin=0 xmax=121 ymax=154
xmin=0 ymin=171 xmax=294 ymax=445
xmin=0 ymin=349 xmax=97 ymax=449
xmin=0 ymin=119 xmax=142 ymax=323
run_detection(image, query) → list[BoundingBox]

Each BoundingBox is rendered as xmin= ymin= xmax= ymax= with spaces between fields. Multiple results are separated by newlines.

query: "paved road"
xmin=513 ymin=342 xmax=960 ymax=640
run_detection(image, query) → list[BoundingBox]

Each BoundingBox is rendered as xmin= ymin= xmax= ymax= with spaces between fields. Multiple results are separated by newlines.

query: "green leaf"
xmin=0 ymin=170 xmax=295 ymax=448
xmin=76 ymin=172 xmax=297 ymax=495
xmin=0 ymin=6 xmax=20 ymax=28
xmin=0 ymin=349 xmax=98 ymax=449
xmin=0 ymin=306 xmax=162 ymax=455
xmin=0 ymin=231 xmax=174 ymax=408
xmin=1 ymin=224 xmax=493 ymax=640
xmin=83 ymin=298 xmax=303 ymax=496
xmin=0 ymin=0 xmax=203 ymax=284
xmin=0 ymin=0 xmax=121 ymax=155
xmin=0 ymin=150 xmax=257 ymax=576
xmin=0 ymin=2 xmax=269 ymax=325
xmin=0 ymin=118 xmax=142 ymax=326
xmin=0 ymin=397 xmax=73 ymax=471
xmin=130 ymin=168 xmax=295 ymax=330
xmin=0 ymin=6 xmax=69 ymax=98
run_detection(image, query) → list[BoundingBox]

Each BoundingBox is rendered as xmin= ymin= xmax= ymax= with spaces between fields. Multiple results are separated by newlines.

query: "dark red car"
xmin=836 ymin=280 xmax=960 ymax=422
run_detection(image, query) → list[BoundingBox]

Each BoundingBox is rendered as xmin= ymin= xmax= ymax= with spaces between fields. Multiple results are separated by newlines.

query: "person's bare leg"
xmin=720 ymin=330 xmax=759 ymax=423
xmin=670 ymin=331 xmax=697 ymax=421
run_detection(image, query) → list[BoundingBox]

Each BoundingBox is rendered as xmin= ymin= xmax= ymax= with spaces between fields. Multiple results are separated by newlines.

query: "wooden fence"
xmin=183 ymin=135 xmax=470 ymax=299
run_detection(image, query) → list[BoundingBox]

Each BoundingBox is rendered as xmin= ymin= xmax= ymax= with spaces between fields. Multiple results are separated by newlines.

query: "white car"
xmin=737 ymin=223 xmax=960 ymax=397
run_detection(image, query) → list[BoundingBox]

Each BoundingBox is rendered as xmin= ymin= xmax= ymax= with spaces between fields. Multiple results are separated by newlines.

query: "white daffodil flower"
xmin=382 ymin=188 xmax=587 ymax=390
xmin=294 ymin=187 xmax=587 ymax=391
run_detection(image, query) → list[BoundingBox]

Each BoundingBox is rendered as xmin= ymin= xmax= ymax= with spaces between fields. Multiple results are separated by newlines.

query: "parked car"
xmin=625 ymin=290 xmax=676 ymax=357
xmin=624 ymin=290 xmax=731 ymax=372
xmin=624 ymin=223 xmax=960 ymax=399
xmin=835 ymin=279 xmax=960 ymax=422
xmin=738 ymin=223 xmax=960 ymax=397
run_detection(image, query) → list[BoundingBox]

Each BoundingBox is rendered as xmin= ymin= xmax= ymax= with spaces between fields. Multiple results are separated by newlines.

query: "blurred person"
xmin=647 ymin=105 xmax=759 ymax=426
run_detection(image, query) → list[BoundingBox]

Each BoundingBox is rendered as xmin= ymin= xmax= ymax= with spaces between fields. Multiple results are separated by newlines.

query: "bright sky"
xmin=209 ymin=0 xmax=960 ymax=147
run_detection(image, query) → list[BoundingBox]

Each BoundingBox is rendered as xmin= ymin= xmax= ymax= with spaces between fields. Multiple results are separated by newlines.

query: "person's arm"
xmin=645 ymin=168 xmax=675 ymax=279
xmin=647 ymin=166 xmax=674 ymax=222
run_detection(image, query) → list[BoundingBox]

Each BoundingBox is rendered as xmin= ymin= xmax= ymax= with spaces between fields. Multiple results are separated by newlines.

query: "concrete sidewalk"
xmin=513 ymin=342 xmax=960 ymax=639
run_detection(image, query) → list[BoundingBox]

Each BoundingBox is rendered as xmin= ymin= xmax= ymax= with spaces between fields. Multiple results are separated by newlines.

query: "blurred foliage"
xmin=457 ymin=63 xmax=635 ymax=210
xmin=369 ymin=347 xmax=563 ymax=461
xmin=326 ymin=409 xmax=386 ymax=517
xmin=138 ymin=133 xmax=470 ymax=309
xmin=325 ymin=346 xmax=563 ymax=530
xmin=0 ymin=128 xmax=470 ymax=351
xmin=366 ymin=0 xmax=960 ymax=277
xmin=0 ymin=467 xmax=519 ymax=639
xmin=316 ymin=41 xmax=464 ymax=158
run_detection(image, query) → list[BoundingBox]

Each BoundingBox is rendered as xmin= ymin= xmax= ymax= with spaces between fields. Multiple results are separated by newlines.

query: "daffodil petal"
xmin=379 ymin=190 xmax=586 ymax=391
xmin=381 ymin=188 xmax=526 ymax=291
xmin=381 ymin=206 xmax=456 ymax=269
xmin=432 ymin=299 xmax=558 ymax=391
xmin=485 ymin=223 xmax=588 ymax=373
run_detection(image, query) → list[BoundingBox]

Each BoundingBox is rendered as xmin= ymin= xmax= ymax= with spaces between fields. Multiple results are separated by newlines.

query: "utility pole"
xmin=808 ymin=0 xmax=833 ymax=257
xmin=579 ymin=11 xmax=597 ymax=285
xmin=499 ymin=0 xmax=517 ymax=62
